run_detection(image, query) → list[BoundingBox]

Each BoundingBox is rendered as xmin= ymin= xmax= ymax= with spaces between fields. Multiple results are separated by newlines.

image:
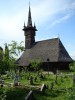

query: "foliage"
xmin=8 ymin=41 xmax=24 ymax=57
xmin=30 ymin=59 xmax=42 ymax=71
xmin=6 ymin=41 xmax=24 ymax=72
xmin=0 ymin=41 xmax=24 ymax=74
xmin=0 ymin=72 xmax=74 ymax=100
xmin=69 ymin=61 xmax=75 ymax=72
xmin=0 ymin=49 xmax=4 ymax=73
xmin=33 ymin=74 xmax=73 ymax=100
xmin=0 ymin=88 xmax=6 ymax=100
xmin=65 ymin=86 xmax=75 ymax=100
xmin=0 ymin=87 xmax=29 ymax=100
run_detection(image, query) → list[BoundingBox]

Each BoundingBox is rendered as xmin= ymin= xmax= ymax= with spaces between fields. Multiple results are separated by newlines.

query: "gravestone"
xmin=60 ymin=72 xmax=63 ymax=82
xmin=55 ymin=69 xmax=59 ymax=84
xmin=40 ymin=73 xmax=43 ymax=79
xmin=1 ymin=80 xmax=4 ymax=87
xmin=30 ymin=76 xmax=33 ymax=85
xmin=17 ymin=74 xmax=22 ymax=81
xmin=14 ymin=74 xmax=18 ymax=86
xmin=45 ymin=84 xmax=48 ymax=89
xmin=25 ymin=90 xmax=33 ymax=100
xmin=7 ymin=71 xmax=10 ymax=78
xmin=12 ymin=73 xmax=15 ymax=79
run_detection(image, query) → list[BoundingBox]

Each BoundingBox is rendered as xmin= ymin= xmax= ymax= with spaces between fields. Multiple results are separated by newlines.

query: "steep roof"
xmin=16 ymin=38 xmax=73 ymax=66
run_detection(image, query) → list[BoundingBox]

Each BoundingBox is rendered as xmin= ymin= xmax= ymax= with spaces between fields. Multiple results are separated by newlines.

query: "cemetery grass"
xmin=10 ymin=72 xmax=73 ymax=88
xmin=33 ymin=74 xmax=73 ymax=100
xmin=0 ymin=87 xmax=30 ymax=100
xmin=0 ymin=71 xmax=73 ymax=100
xmin=1 ymin=72 xmax=73 ymax=89
xmin=2 ymin=72 xmax=55 ymax=86
xmin=34 ymin=89 xmax=67 ymax=100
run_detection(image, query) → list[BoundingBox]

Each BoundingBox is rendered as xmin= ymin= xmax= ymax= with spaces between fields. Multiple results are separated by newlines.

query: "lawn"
xmin=0 ymin=71 xmax=74 ymax=100
xmin=0 ymin=87 xmax=30 ymax=100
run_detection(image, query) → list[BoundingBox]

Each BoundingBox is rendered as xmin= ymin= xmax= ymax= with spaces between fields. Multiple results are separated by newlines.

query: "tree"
xmin=3 ymin=41 xmax=24 ymax=73
xmin=3 ymin=43 xmax=10 ymax=71
xmin=66 ymin=86 xmax=75 ymax=100
xmin=0 ymin=47 xmax=4 ymax=74
xmin=69 ymin=61 xmax=75 ymax=72
xmin=8 ymin=41 xmax=24 ymax=57
xmin=30 ymin=59 xmax=42 ymax=72
xmin=8 ymin=41 xmax=24 ymax=72
xmin=8 ymin=41 xmax=24 ymax=71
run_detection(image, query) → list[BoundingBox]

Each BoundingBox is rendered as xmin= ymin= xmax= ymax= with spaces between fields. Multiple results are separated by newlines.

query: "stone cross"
xmin=14 ymin=74 xmax=18 ymax=86
xmin=30 ymin=76 xmax=33 ymax=85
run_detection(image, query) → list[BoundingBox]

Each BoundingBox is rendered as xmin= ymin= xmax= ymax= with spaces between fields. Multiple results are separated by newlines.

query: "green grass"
xmin=19 ymin=72 xmax=55 ymax=86
xmin=34 ymin=89 xmax=67 ymax=100
xmin=0 ymin=87 xmax=30 ymax=100
xmin=33 ymin=76 xmax=73 ymax=100
xmin=0 ymin=71 xmax=74 ymax=100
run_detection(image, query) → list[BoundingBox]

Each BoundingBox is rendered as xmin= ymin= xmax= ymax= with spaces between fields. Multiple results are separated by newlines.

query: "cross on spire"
xmin=27 ymin=2 xmax=32 ymax=27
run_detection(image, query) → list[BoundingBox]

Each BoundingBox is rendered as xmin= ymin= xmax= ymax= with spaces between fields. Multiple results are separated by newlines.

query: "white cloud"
xmin=49 ymin=14 xmax=71 ymax=28
xmin=0 ymin=10 xmax=26 ymax=43
xmin=0 ymin=0 xmax=75 ymax=46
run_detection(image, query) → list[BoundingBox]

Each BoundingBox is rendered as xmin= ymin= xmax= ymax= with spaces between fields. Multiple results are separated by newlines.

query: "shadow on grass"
xmin=32 ymin=83 xmax=41 ymax=86
xmin=34 ymin=89 xmax=67 ymax=100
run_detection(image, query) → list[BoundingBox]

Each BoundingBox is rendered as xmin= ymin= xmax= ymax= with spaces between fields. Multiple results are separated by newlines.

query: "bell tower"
xmin=23 ymin=4 xmax=37 ymax=49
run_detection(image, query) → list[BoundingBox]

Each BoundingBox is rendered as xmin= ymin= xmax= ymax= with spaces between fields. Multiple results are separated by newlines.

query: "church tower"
xmin=23 ymin=4 xmax=37 ymax=49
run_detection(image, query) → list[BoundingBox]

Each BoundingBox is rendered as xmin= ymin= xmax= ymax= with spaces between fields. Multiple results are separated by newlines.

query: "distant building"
xmin=16 ymin=5 xmax=73 ymax=73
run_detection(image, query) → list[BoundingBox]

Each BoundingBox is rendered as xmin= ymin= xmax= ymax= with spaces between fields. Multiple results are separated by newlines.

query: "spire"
xmin=27 ymin=2 xmax=32 ymax=27
xmin=23 ymin=22 xmax=25 ymax=28
xmin=34 ymin=22 xmax=36 ymax=29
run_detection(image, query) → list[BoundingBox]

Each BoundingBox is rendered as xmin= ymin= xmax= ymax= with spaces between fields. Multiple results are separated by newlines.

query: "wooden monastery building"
xmin=16 ymin=5 xmax=73 ymax=73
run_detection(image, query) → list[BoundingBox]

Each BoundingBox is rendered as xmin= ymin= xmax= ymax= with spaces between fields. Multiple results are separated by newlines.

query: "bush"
xmin=0 ymin=87 xmax=29 ymax=100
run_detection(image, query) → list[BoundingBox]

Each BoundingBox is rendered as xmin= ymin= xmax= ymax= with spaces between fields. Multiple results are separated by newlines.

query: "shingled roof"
xmin=16 ymin=38 xmax=73 ymax=66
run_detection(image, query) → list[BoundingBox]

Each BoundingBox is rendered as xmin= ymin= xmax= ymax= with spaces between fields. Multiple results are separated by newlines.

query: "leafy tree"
xmin=8 ymin=41 xmax=24 ymax=57
xmin=66 ymin=86 xmax=75 ymax=100
xmin=8 ymin=41 xmax=24 ymax=72
xmin=0 ymin=48 xmax=4 ymax=74
xmin=1 ymin=41 xmax=24 ymax=73
xmin=3 ymin=43 xmax=10 ymax=72
xmin=30 ymin=59 xmax=42 ymax=72
xmin=69 ymin=61 xmax=75 ymax=72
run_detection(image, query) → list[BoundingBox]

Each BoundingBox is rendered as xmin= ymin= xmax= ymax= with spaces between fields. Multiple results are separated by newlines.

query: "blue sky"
xmin=0 ymin=0 xmax=75 ymax=59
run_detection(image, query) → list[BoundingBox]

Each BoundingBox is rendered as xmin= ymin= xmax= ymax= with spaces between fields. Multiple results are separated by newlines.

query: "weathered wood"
xmin=40 ymin=84 xmax=46 ymax=92
xmin=25 ymin=90 xmax=33 ymax=100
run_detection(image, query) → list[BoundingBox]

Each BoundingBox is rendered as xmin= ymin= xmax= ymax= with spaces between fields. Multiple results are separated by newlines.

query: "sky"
xmin=0 ymin=0 xmax=75 ymax=59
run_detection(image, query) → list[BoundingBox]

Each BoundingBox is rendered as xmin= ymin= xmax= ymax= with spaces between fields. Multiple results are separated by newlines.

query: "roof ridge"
xmin=36 ymin=37 xmax=59 ymax=43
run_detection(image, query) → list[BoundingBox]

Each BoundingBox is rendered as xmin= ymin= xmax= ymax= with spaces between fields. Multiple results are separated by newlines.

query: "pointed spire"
xmin=27 ymin=2 xmax=32 ymax=27
xmin=34 ymin=22 xmax=36 ymax=29
xmin=24 ymin=22 xmax=25 ymax=26
xmin=24 ymin=22 xmax=26 ymax=28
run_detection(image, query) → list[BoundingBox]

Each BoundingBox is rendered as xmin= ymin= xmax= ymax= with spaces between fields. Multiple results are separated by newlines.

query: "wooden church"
xmin=16 ymin=5 xmax=73 ymax=72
